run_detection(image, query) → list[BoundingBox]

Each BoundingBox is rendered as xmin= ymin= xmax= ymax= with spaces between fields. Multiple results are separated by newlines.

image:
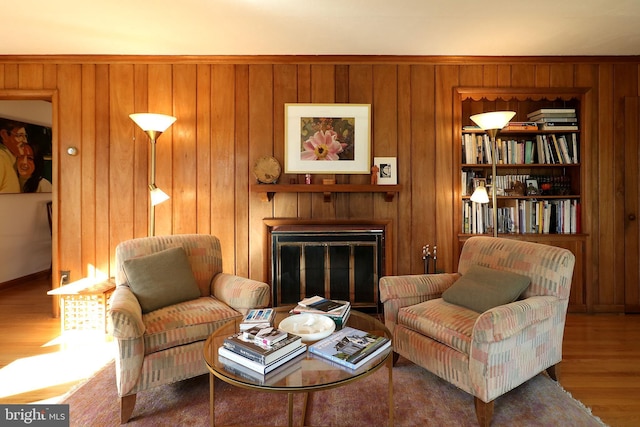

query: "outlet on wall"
xmin=60 ymin=270 xmax=70 ymax=285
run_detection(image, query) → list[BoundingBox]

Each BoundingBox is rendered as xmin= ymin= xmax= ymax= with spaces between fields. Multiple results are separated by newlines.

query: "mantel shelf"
xmin=251 ymin=184 xmax=402 ymax=202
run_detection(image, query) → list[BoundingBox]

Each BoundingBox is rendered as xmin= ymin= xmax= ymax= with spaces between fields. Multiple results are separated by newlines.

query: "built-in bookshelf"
xmin=461 ymin=127 xmax=581 ymax=235
xmin=453 ymin=87 xmax=590 ymax=312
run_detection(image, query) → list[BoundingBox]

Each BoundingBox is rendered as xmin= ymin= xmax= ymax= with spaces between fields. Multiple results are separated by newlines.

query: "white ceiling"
xmin=3 ymin=0 xmax=640 ymax=56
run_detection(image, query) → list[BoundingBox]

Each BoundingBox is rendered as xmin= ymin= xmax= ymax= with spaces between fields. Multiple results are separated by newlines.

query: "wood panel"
xmin=625 ymin=96 xmax=640 ymax=312
xmin=2 ymin=56 xmax=640 ymax=313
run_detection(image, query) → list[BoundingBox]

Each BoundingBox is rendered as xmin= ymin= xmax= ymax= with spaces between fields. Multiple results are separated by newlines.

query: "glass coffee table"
xmin=203 ymin=306 xmax=393 ymax=427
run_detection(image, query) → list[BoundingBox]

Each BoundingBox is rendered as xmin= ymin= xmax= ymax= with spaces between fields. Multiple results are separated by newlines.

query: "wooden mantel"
xmin=251 ymin=184 xmax=402 ymax=202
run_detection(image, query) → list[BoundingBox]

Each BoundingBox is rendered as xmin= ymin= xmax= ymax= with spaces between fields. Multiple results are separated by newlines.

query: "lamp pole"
xmin=129 ymin=113 xmax=176 ymax=236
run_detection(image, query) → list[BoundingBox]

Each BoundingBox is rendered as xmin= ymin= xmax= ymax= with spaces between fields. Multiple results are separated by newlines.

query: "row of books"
xmin=461 ymin=133 xmax=579 ymax=165
xmin=527 ymin=108 xmax=579 ymax=131
xmin=462 ymin=199 xmax=582 ymax=234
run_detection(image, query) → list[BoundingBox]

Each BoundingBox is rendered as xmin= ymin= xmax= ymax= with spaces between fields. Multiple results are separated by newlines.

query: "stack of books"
xmin=527 ymin=108 xmax=579 ymax=131
xmin=289 ymin=296 xmax=351 ymax=328
xmin=218 ymin=325 xmax=306 ymax=375
xmin=308 ymin=326 xmax=391 ymax=370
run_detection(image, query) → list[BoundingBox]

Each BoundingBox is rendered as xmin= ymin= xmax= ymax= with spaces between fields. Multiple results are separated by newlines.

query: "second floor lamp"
xmin=469 ymin=111 xmax=516 ymax=237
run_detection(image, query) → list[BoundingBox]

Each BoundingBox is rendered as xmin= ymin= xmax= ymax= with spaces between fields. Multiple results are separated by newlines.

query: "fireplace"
xmin=265 ymin=220 xmax=391 ymax=311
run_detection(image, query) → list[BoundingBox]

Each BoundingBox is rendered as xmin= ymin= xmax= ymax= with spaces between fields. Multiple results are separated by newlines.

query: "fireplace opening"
xmin=269 ymin=224 xmax=385 ymax=311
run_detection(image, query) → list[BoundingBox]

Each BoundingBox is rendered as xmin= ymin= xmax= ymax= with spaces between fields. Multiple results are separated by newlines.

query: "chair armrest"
xmin=211 ymin=273 xmax=270 ymax=314
xmin=107 ymin=285 xmax=145 ymax=339
xmin=379 ymin=273 xmax=459 ymax=333
xmin=472 ymin=296 xmax=560 ymax=343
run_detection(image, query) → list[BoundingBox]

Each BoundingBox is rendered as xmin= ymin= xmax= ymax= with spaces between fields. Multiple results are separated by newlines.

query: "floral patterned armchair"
xmin=108 ymin=234 xmax=270 ymax=423
xmin=379 ymin=237 xmax=575 ymax=426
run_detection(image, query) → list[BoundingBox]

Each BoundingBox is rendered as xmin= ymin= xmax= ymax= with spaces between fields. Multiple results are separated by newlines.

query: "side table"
xmin=47 ymin=278 xmax=116 ymax=333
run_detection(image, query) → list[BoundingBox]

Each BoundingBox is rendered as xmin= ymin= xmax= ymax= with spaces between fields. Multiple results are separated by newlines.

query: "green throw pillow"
xmin=442 ymin=265 xmax=531 ymax=313
xmin=123 ymin=246 xmax=201 ymax=313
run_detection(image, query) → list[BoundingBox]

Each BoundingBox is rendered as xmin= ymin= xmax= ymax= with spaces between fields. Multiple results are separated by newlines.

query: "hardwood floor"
xmin=1 ymin=276 xmax=639 ymax=426
xmin=0 ymin=275 xmax=113 ymax=405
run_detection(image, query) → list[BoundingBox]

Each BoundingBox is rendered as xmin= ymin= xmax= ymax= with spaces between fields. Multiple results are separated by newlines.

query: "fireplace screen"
xmin=271 ymin=226 xmax=384 ymax=310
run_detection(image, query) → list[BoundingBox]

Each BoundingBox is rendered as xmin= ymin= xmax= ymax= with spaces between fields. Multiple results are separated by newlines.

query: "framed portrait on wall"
xmin=0 ymin=117 xmax=52 ymax=193
xmin=374 ymin=157 xmax=397 ymax=185
xmin=284 ymin=103 xmax=371 ymax=174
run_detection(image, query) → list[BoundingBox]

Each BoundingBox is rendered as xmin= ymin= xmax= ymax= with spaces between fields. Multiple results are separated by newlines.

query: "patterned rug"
xmin=62 ymin=357 xmax=606 ymax=426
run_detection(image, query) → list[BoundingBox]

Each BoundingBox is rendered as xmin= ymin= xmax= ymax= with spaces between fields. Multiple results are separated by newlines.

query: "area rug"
xmin=62 ymin=357 xmax=606 ymax=426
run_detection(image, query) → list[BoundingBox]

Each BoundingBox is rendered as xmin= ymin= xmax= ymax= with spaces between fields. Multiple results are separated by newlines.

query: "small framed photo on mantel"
xmin=373 ymin=157 xmax=397 ymax=185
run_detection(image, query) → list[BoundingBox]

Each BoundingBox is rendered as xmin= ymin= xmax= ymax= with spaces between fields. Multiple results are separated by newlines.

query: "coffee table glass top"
xmin=203 ymin=306 xmax=392 ymax=391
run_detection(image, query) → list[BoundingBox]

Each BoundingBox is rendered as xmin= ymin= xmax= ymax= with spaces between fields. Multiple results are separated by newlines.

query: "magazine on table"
xmin=239 ymin=308 xmax=276 ymax=330
xmin=308 ymin=326 xmax=391 ymax=370
xmin=298 ymin=296 xmax=348 ymax=313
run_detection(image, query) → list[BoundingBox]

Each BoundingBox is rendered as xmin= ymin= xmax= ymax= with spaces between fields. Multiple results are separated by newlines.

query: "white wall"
xmin=0 ymin=193 xmax=52 ymax=283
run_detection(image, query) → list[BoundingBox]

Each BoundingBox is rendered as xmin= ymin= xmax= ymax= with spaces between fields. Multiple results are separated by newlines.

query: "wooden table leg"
xmin=210 ymin=373 xmax=215 ymax=427
xmin=388 ymin=355 xmax=394 ymax=426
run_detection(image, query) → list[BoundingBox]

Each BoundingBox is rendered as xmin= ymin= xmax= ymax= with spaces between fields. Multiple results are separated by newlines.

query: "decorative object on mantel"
xmin=252 ymin=156 xmax=281 ymax=184
xmin=374 ymin=157 xmax=397 ymax=185
xmin=370 ymin=164 xmax=379 ymax=184
xmin=129 ymin=112 xmax=177 ymax=237
xmin=284 ymin=103 xmax=371 ymax=174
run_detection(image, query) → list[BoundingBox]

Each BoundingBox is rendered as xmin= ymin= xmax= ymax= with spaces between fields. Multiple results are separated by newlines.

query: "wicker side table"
xmin=48 ymin=278 xmax=115 ymax=333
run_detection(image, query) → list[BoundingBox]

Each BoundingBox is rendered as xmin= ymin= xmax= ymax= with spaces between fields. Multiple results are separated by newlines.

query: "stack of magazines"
xmin=289 ymin=296 xmax=351 ymax=328
xmin=218 ymin=324 xmax=306 ymax=375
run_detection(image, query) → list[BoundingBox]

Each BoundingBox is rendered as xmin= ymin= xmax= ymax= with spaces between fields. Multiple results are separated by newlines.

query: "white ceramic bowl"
xmin=278 ymin=313 xmax=336 ymax=342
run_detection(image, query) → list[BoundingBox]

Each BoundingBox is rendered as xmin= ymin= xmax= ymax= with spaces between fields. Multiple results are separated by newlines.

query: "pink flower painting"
xmin=299 ymin=116 xmax=355 ymax=161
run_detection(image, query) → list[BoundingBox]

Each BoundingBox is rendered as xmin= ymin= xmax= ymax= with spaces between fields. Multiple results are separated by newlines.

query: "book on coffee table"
xmin=219 ymin=350 xmax=305 ymax=384
xmin=308 ymin=327 xmax=391 ymax=370
xmin=218 ymin=344 xmax=307 ymax=375
xmin=223 ymin=330 xmax=302 ymax=365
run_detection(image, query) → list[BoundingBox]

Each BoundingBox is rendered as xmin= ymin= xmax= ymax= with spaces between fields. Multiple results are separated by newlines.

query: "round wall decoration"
xmin=253 ymin=156 xmax=282 ymax=184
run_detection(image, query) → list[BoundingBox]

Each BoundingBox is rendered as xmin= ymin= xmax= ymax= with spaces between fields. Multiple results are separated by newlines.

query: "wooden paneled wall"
xmin=1 ymin=56 xmax=639 ymax=313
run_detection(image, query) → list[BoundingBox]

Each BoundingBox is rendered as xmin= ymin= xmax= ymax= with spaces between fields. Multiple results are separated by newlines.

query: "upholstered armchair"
xmin=108 ymin=234 xmax=270 ymax=423
xmin=379 ymin=237 xmax=575 ymax=426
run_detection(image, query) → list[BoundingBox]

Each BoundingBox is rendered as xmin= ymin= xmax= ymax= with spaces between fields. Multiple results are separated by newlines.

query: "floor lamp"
xmin=469 ymin=111 xmax=516 ymax=237
xmin=129 ymin=113 xmax=177 ymax=236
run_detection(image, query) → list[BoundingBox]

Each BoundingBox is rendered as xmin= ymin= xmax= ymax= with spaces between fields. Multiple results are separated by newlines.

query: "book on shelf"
xmin=239 ymin=308 xmax=276 ymax=330
xmin=218 ymin=344 xmax=307 ymax=375
xmin=504 ymin=121 xmax=538 ymax=131
xmin=242 ymin=325 xmax=288 ymax=346
xmin=223 ymin=330 xmax=303 ymax=365
xmin=527 ymin=108 xmax=576 ymax=118
xmin=308 ymin=326 xmax=391 ymax=370
xmin=298 ymin=296 xmax=347 ymax=313
xmin=537 ymin=123 xmax=579 ymax=131
xmin=219 ymin=350 xmax=305 ymax=384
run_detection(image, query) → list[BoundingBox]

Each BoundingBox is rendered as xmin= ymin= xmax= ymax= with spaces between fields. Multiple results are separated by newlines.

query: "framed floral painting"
xmin=284 ymin=103 xmax=371 ymax=174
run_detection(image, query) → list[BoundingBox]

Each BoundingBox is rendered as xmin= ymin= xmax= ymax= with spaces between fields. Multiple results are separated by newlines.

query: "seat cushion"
xmin=442 ymin=264 xmax=531 ymax=313
xmin=143 ymin=296 xmax=241 ymax=354
xmin=397 ymin=298 xmax=480 ymax=355
xmin=123 ymin=246 xmax=202 ymax=313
